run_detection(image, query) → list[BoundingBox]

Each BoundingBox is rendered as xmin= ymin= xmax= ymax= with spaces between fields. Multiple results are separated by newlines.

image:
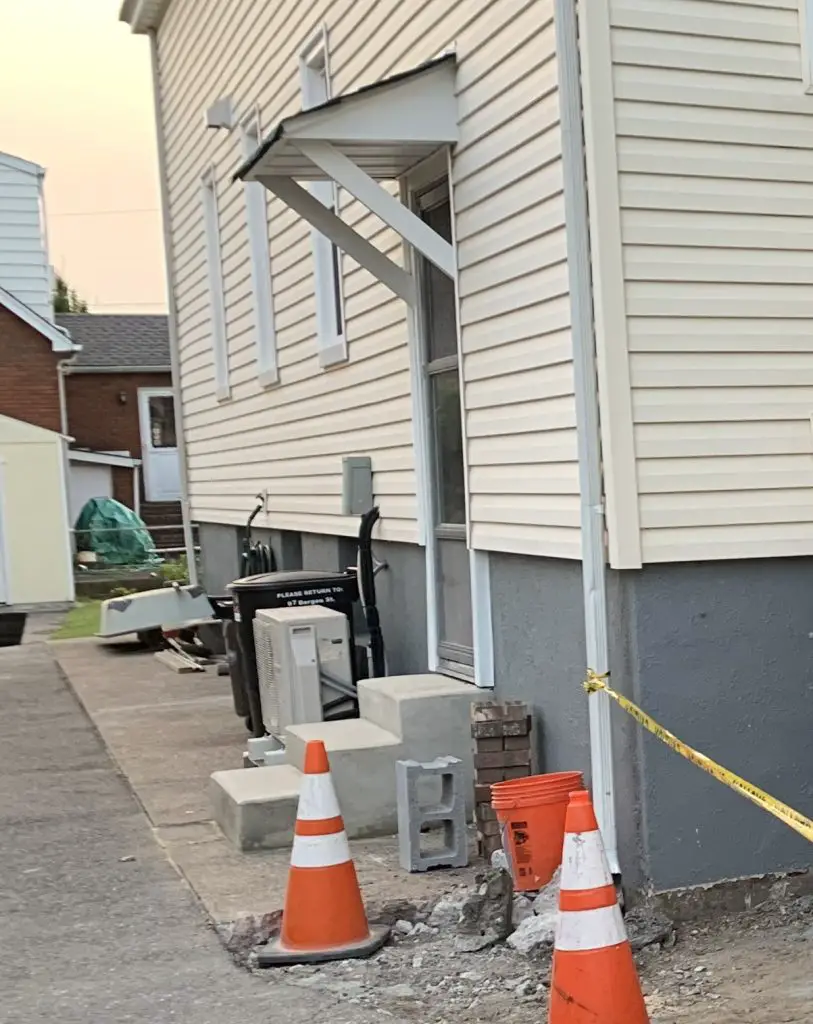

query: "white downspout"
xmin=57 ymin=357 xmax=73 ymax=437
xmin=148 ymin=28 xmax=199 ymax=587
xmin=554 ymin=0 xmax=619 ymax=875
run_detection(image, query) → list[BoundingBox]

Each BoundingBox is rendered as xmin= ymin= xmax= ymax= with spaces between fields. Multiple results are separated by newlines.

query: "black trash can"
xmin=228 ymin=569 xmax=360 ymax=737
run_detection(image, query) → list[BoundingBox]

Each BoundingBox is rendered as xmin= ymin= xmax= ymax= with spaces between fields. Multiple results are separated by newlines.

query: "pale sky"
xmin=0 ymin=0 xmax=166 ymax=313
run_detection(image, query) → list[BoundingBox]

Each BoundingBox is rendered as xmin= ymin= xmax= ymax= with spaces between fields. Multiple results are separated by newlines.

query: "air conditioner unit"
xmin=253 ymin=604 xmax=354 ymax=737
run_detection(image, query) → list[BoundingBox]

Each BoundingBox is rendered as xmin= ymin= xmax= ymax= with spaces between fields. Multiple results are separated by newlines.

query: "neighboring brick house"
xmin=56 ymin=314 xmax=183 ymax=542
xmin=0 ymin=292 xmax=71 ymax=433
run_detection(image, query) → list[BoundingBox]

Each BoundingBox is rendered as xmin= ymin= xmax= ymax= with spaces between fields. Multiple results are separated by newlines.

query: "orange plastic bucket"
xmin=491 ymin=771 xmax=584 ymax=891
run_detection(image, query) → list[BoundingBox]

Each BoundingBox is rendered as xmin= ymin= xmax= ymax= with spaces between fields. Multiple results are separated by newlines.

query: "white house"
xmin=0 ymin=152 xmax=53 ymax=323
xmin=122 ymin=0 xmax=813 ymax=894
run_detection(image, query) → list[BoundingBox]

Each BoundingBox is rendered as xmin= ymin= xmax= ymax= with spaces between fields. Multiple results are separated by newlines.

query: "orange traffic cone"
xmin=548 ymin=790 xmax=649 ymax=1023
xmin=257 ymin=740 xmax=390 ymax=966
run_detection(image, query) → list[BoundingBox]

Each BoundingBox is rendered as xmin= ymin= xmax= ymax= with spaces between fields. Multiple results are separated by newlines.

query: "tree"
xmin=53 ymin=273 xmax=89 ymax=314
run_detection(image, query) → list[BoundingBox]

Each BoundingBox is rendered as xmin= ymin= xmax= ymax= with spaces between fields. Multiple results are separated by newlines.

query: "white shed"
xmin=0 ymin=414 xmax=74 ymax=607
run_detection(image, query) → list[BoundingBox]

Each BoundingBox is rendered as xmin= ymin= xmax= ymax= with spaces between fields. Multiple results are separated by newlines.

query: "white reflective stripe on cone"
xmin=290 ymin=830 xmax=352 ymax=869
xmin=560 ymin=830 xmax=614 ymax=892
xmin=296 ymin=772 xmax=342 ymax=821
xmin=555 ymin=904 xmax=627 ymax=952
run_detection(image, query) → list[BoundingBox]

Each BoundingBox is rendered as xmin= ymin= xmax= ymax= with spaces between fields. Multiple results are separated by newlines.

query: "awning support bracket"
xmin=259 ymin=174 xmax=417 ymax=306
xmin=292 ymin=140 xmax=456 ymax=280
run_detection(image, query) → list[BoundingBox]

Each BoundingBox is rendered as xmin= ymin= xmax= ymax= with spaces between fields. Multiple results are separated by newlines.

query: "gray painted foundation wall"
xmin=616 ymin=558 xmax=813 ymax=891
xmin=197 ymin=521 xmax=811 ymax=893
xmin=490 ymin=554 xmax=813 ymax=892
xmin=489 ymin=553 xmax=591 ymax=782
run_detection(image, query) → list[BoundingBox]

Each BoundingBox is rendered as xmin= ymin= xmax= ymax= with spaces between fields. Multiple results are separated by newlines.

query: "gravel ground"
xmin=243 ymin=887 xmax=813 ymax=1023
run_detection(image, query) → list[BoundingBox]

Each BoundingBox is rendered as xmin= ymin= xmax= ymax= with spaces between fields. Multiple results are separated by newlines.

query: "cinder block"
xmin=396 ymin=756 xmax=468 ymax=873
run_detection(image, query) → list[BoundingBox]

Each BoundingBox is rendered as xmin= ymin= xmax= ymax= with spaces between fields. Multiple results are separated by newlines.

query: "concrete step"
xmin=358 ymin=674 xmax=479 ymax=793
xmin=210 ymin=674 xmax=481 ymax=852
xmin=209 ymin=762 xmax=301 ymax=852
xmin=285 ymin=719 xmax=403 ymax=838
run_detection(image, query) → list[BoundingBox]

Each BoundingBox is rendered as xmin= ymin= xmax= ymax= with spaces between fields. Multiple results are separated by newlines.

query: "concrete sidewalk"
xmin=53 ymin=639 xmax=477 ymax=925
xmin=0 ymin=642 xmax=394 ymax=1024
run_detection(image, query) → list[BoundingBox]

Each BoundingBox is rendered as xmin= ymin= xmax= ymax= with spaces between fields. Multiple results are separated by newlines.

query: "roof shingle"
xmin=55 ymin=314 xmax=170 ymax=370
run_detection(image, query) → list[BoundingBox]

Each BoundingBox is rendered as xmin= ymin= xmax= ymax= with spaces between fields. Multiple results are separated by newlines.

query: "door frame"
xmin=401 ymin=150 xmax=494 ymax=687
xmin=137 ymin=386 xmax=179 ymax=503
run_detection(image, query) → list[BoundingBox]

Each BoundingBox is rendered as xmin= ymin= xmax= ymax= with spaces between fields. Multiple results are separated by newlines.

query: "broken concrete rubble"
xmin=507 ymin=914 xmax=557 ymax=956
xmin=455 ymin=866 xmax=513 ymax=952
xmin=625 ymin=905 xmax=676 ymax=952
xmin=428 ymin=892 xmax=468 ymax=929
xmin=511 ymin=894 xmax=535 ymax=926
xmin=216 ymin=909 xmax=282 ymax=963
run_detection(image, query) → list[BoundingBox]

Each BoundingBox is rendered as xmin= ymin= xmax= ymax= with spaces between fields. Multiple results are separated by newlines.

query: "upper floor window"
xmin=240 ymin=110 xmax=279 ymax=386
xmin=299 ymin=26 xmax=347 ymax=367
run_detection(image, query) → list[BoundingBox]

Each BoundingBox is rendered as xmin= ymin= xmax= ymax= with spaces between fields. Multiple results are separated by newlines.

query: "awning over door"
xmin=234 ymin=54 xmax=459 ymax=302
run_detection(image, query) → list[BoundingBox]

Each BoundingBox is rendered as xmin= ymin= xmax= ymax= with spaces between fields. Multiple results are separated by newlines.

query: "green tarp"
xmin=74 ymin=497 xmax=160 ymax=567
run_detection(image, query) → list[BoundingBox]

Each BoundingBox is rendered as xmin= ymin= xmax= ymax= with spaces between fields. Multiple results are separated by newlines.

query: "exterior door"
xmin=138 ymin=389 xmax=181 ymax=502
xmin=416 ymin=178 xmax=474 ymax=679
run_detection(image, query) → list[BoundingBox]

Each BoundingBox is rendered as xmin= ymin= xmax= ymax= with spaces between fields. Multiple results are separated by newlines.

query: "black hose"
xmin=358 ymin=506 xmax=386 ymax=678
xmin=243 ymin=541 xmax=276 ymax=575
xmin=241 ymin=499 xmax=278 ymax=576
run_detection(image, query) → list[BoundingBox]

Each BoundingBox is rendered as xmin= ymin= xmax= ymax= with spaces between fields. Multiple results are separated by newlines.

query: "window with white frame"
xmin=801 ymin=0 xmax=813 ymax=92
xmin=240 ymin=110 xmax=279 ymax=386
xmin=299 ymin=26 xmax=346 ymax=367
xmin=200 ymin=168 xmax=230 ymax=400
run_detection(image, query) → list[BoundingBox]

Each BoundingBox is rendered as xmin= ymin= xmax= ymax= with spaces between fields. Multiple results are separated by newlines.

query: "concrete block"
xmin=359 ymin=674 xmax=479 ymax=808
xmin=210 ymin=764 xmax=301 ymax=851
xmin=397 ymin=756 xmax=468 ymax=872
xmin=285 ymin=719 xmax=403 ymax=838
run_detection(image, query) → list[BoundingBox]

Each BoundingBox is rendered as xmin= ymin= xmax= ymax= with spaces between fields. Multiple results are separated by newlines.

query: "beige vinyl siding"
xmin=603 ymin=0 xmax=813 ymax=563
xmin=0 ymin=415 xmax=73 ymax=606
xmin=156 ymin=0 xmax=575 ymax=555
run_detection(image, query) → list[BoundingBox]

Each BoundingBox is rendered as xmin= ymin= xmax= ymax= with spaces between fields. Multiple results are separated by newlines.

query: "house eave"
xmin=0 ymin=151 xmax=45 ymax=179
xmin=234 ymin=54 xmax=459 ymax=184
xmin=65 ymin=365 xmax=171 ymax=375
xmin=119 ymin=0 xmax=169 ymax=33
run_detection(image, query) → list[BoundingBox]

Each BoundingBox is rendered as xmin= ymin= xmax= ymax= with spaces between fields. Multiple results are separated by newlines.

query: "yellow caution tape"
xmin=584 ymin=670 xmax=813 ymax=844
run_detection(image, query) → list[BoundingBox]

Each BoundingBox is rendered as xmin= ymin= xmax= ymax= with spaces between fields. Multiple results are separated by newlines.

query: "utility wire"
xmin=49 ymin=208 xmax=160 ymax=218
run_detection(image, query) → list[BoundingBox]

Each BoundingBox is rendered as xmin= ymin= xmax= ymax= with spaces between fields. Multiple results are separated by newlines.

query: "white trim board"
xmin=69 ymin=450 xmax=141 ymax=469
xmin=57 ymin=439 xmax=76 ymax=604
xmin=801 ymin=0 xmax=813 ymax=93
xmin=298 ymin=25 xmax=347 ymax=369
xmin=200 ymin=167 xmax=230 ymax=400
xmin=577 ymin=0 xmax=641 ymax=570
xmin=0 ymin=284 xmax=78 ymax=354
xmin=0 ymin=460 xmax=9 ymax=604
xmin=470 ymin=550 xmax=495 ymax=689
xmin=240 ymin=108 xmax=279 ymax=387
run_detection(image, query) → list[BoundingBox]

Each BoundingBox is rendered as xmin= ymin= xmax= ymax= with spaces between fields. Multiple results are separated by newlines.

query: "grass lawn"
xmin=52 ymin=600 xmax=102 ymax=640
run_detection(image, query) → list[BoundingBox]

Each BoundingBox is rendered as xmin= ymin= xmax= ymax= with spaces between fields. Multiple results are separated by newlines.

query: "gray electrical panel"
xmin=341 ymin=456 xmax=373 ymax=516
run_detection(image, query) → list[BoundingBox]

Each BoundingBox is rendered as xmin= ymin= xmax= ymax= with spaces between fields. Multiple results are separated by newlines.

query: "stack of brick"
xmin=471 ymin=701 xmax=533 ymax=861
